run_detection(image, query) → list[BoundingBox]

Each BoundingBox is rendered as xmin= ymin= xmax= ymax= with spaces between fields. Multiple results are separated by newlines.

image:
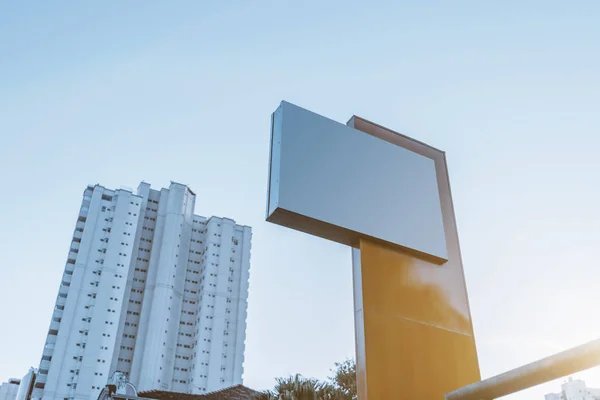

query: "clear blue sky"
xmin=1 ymin=2 xmax=600 ymax=398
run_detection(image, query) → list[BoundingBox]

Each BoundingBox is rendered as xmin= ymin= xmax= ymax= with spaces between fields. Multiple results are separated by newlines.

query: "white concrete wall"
xmin=15 ymin=368 xmax=35 ymax=400
xmin=0 ymin=380 xmax=20 ymax=400
xmin=33 ymin=186 xmax=143 ymax=400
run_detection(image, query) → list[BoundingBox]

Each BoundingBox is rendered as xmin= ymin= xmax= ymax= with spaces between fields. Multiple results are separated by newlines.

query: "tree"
xmin=254 ymin=374 xmax=328 ymax=400
xmin=328 ymin=359 xmax=357 ymax=400
xmin=254 ymin=360 xmax=357 ymax=400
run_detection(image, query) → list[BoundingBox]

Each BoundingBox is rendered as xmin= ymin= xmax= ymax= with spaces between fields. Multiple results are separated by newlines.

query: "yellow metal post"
xmin=350 ymin=117 xmax=481 ymax=399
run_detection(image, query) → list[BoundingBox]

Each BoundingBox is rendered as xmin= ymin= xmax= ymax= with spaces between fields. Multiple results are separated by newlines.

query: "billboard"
xmin=266 ymin=101 xmax=448 ymax=264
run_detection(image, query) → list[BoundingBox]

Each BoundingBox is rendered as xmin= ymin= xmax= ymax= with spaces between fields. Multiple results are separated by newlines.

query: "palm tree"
xmin=254 ymin=360 xmax=357 ymax=400
xmin=254 ymin=374 xmax=338 ymax=400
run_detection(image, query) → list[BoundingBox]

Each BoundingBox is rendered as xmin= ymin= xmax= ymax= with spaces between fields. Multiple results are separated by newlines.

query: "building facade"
xmin=0 ymin=379 xmax=20 ymax=400
xmin=545 ymin=377 xmax=600 ymax=400
xmin=15 ymin=369 xmax=36 ymax=400
xmin=32 ymin=182 xmax=252 ymax=400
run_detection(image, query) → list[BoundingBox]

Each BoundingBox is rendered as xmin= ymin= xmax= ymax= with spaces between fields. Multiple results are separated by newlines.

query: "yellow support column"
xmin=350 ymin=117 xmax=481 ymax=399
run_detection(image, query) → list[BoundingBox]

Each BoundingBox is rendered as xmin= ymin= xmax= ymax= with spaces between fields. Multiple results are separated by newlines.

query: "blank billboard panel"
xmin=266 ymin=101 xmax=448 ymax=264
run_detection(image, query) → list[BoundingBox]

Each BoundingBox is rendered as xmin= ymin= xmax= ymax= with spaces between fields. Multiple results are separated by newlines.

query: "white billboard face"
xmin=266 ymin=101 xmax=448 ymax=264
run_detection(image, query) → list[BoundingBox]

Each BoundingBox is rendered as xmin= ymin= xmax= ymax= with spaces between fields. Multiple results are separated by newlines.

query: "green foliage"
xmin=328 ymin=359 xmax=357 ymax=400
xmin=254 ymin=373 xmax=328 ymax=400
xmin=255 ymin=360 xmax=357 ymax=400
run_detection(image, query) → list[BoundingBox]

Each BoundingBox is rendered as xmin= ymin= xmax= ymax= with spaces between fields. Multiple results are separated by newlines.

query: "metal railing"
xmin=446 ymin=337 xmax=600 ymax=400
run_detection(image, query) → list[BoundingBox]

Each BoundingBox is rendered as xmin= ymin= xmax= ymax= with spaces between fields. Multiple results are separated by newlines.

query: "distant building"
xmin=0 ymin=379 xmax=20 ymax=400
xmin=545 ymin=377 xmax=600 ymax=400
xmin=31 ymin=182 xmax=252 ymax=400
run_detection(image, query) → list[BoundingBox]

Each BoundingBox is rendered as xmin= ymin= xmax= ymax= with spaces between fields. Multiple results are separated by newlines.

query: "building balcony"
xmin=39 ymin=359 xmax=51 ymax=370
xmin=50 ymin=321 xmax=60 ymax=331
xmin=42 ymin=344 xmax=54 ymax=356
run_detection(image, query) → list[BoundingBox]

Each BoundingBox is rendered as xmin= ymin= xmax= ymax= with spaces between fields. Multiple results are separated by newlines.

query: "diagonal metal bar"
xmin=446 ymin=337 xmax=600 ymax=400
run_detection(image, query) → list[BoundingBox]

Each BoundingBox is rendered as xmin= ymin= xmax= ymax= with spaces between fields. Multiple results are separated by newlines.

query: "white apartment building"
xmin=31 ymin=182 xmax=252 ymax=400
xmin=0 ymin=379 xmax=20 ymax=400
xmin=545 ymin=377 xmax=600 ymax=400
